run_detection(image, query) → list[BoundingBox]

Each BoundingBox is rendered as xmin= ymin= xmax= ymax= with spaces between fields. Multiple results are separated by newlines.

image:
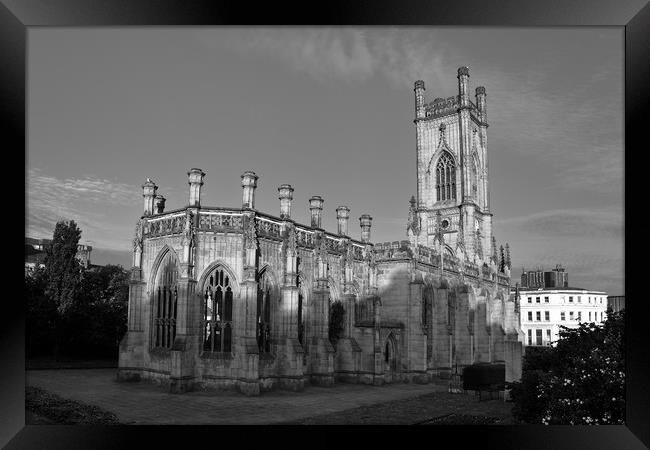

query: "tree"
xmin=511 ymin=309 xmax=625 ymax=425
xmin=505 ymin=243 xmax=511 ymax=269
xmin=42 ymin=220 xmax=83 ymax=358
xmin=44 ymin=220 xmax=82 ymax=315
xmin=25 ymin=267 xmax=57 ymax=357
xmin=26 ymin=220 xmax=130 ymax=359
xmin=77 ymin=265 xmax=129 ymax=356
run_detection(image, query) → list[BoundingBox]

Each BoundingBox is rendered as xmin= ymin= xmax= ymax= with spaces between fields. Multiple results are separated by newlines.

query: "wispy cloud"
xmin=502 ymin=208 xmax=624 ymax=293
xmin=499 ymin=208 xmax=623 ymax=238
xmin=196 ymin=28 xmax=449 ymax=89
xmin=202 ymin=28 xmax=622 ymax=196
xmin=25 ymin=168 xmax=140 ymax=250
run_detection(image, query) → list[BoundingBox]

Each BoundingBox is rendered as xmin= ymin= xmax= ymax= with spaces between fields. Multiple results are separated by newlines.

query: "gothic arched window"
xmin=256 ymin=269 xmax=273 ymax=353
xmin=297 ymin=269 xmax=306 ymax=346
xmin=447 ymin=290 xmax=456 ymax=333
xmin=423 ymin=286 xmax=434 ymax=327
xmin=153 ymin=251 xmax=178 ymax=349
xmin=436 ymin=152 xmax=456 ymax=201
xmin=203 ymin=268 xmax=234 ymax=353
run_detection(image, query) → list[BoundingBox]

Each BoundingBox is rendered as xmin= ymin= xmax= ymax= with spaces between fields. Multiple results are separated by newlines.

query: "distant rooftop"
xmin=515 ymin=286 xmax=606 ymax=293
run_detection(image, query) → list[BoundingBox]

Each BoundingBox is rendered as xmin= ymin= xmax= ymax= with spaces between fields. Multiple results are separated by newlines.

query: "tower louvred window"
xmin=203 ymin=268 xmax=234 ymax=353
xmin=436 ymin=152 xmax=456 ymax=201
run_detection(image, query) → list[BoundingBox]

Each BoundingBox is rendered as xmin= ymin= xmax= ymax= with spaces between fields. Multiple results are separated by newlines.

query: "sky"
xmin=26 ymin=27 xmax=624 ymax=295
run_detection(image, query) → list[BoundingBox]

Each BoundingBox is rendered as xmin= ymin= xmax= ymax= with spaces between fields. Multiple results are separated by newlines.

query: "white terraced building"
xmin=517 ymin=287 xmax=608 ymax=347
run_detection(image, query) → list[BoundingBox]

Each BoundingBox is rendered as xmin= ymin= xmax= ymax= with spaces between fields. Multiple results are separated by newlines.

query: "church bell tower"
xmin=410 ymin=67 xmax=494 ymax=263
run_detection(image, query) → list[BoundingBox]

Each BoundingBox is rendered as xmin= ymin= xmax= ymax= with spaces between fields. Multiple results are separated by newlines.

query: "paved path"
xmin=26 ymin=369 xmax=452 ymax=425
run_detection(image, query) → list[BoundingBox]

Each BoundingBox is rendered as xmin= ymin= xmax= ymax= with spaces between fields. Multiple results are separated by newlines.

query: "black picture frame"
xmin=3 ymin=1 xmax=648 ymax=448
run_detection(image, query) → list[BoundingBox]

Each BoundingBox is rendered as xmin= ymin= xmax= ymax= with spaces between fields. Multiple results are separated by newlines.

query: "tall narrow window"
xmin=536 ymin=329 xmax=543 ymax=346
xmin=447 ymin=291 xmax=456 ymax=330
xmin=256 ymin=269 xmax=273 ymax=352
xmin=527 ymin=329 xmax=532 ymax=345
xmin=153 ymin=251 xmax=178 ymax=349
xmin=422 ymin=287 xmax=433 ymax=327
xmin=436 ymin=152 xmax=456 ymax=201
xmin=203 ymin=268 xmax=234 ymax=353
xmin=298 ymin=292 xmax=304 ymax=345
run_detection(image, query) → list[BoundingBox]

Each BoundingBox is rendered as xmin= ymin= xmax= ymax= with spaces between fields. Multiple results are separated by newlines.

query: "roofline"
xmin=515 ymin=287 xmax=607 ymax=294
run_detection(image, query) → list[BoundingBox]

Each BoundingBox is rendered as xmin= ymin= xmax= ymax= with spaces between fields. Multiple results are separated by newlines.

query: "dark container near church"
xmin=462 ymin=363 xmax=506 ymax=391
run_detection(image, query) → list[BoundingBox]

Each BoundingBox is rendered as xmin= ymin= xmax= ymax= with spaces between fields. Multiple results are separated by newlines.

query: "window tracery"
xmin=153 ymin=251 xmax=178 ymax=349
xmin=435 ymin=152 xmax=456 ymax=201
xmin=203 ymin=268 xmax=233 ymax=353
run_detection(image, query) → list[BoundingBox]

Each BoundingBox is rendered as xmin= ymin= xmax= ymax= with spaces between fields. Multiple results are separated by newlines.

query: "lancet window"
xmin=436 ymin=152 xmax=456 ymax=201
xmin=203 ymin=268 xmax=233 ymax=353
xmin=256 ymin=269 xmax=273 ymax=353
xmin=153 ymin=251 xmax=178 ymax=349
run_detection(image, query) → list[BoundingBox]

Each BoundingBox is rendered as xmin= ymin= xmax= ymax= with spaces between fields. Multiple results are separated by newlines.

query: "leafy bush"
xmin=510 ymin=309 xmax=625 ymax=425
xmin=521 ymin=346 xmax=557 ymax=372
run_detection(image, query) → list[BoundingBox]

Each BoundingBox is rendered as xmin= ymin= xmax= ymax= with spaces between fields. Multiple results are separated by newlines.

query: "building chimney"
xmin=154 ymin=195 xmax=166 ymax=214
xmin=142 ymin=178 xmax=158 ymax=216
xmin=278 ymin=184 xmax=294 ymax=219
xmin=241 ymin=171 xmax=259 ymax=209
xmin=188 ymin=168 xmax=206 ymax=207
xmin=359 ymin=214 xmax=372 ymax=243
xmin=309 ymin=196 xmax=324 ymax=228
xmin=336 ymin=206 xmax=350 ymax=236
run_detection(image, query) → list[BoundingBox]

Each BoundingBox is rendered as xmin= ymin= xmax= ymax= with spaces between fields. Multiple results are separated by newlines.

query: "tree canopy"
xmin=26 ymin=221 xmax=130 ymax=359
xmin=44 ymin=220 xmax=82 ymax=315
xmin=511 ymin=309 xmax=625 ymax=425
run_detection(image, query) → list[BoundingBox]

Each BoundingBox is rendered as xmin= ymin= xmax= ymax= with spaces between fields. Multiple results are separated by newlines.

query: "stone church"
xmin=118 ymin=67 xmax=524 ymax=395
